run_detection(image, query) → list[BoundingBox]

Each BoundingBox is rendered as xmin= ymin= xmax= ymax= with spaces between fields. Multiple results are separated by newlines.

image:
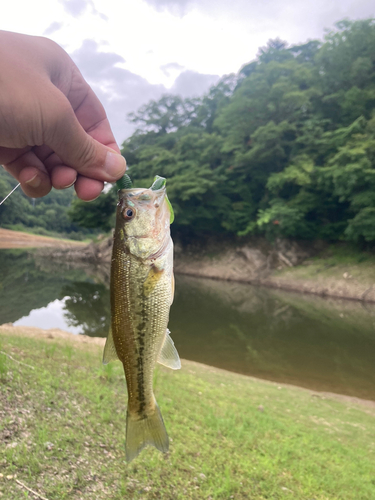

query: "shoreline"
xmin=2 ymin=323 xmax=374 ymax=409
xmin=1 ymin=228 xmax=375 ymax=303
xmin=34 ymin=238 xmax=375 ymax=303
xmin=174 ymin=268 xmax=375 ymax=303
xmin=43 ymin=235 xmax=375 ymax=303
xmin=0 ymin=227 xmax=84 ymax=249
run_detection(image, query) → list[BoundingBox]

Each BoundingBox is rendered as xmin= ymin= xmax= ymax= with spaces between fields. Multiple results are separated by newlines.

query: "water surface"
xmin=1 ymin=249 xmax=375 ymax=400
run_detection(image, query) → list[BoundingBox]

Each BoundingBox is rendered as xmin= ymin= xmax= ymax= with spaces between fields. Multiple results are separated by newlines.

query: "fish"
xmin=103 ymin=175 xmax=180 ymax=462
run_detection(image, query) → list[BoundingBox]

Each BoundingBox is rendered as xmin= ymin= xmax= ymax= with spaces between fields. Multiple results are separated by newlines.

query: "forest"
xmin=0 ymin=168 xmax=88 ymax=239
xmin=2 ymin=19 xmax=375 ymax=245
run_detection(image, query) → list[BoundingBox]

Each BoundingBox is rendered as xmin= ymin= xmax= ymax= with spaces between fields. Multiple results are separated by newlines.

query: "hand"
xmin=0 ymin=30 xmax=126 ymax=201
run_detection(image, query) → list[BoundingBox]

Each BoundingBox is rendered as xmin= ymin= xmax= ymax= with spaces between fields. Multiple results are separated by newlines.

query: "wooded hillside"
xmin=3 ymin=19 xmax=375 ymax=246
xmin=119 ymin=19 xmax=375 ymax=245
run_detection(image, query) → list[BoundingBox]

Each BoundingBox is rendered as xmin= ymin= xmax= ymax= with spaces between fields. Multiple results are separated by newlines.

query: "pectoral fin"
xmin=170 ymin=273 xmax=175 ymax=305
xmin=166 ymin=195 xmax=174 ymax=224
xmin=158 ymin=329 xmax=181 ymax=370
xmin=103 ymin=328 xmax=119 ymax=364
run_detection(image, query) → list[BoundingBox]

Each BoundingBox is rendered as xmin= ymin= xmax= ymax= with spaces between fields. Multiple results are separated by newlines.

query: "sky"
xmin=1 ymin=0 xmax=374 ymax=145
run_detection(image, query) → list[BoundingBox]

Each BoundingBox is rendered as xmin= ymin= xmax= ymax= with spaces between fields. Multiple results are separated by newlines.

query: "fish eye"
xmin=122 ymin=207 xmax=136 ymax=221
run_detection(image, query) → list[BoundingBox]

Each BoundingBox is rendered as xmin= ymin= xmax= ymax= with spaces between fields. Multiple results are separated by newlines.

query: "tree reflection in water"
xmin=2 ymin=251 xmax=375 ymax=400
xmin=61 ymin=282 xmax=110 ymax=337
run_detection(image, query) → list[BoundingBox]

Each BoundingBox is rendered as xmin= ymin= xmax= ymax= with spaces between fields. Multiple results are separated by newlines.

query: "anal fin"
xmin=158 ymin=329 xmax=181 ymax=370
xmin=103 ymin=327 xmax=120 ymax=364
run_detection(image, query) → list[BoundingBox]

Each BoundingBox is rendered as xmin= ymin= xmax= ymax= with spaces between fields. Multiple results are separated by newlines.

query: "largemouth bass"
xmin=103 ymin=176 xmax=180 ymax=462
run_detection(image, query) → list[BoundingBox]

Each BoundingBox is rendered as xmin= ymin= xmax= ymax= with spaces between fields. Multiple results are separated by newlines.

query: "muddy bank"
xmin=0 ymin=228 xmax=85 ymax=249
xmin=174 ymin=247 xmax=375 ymax=303
xmin=0 ymin=322 xmax=105 ymax=349
xmin=36 ymin=235 xmax=375 ymax=303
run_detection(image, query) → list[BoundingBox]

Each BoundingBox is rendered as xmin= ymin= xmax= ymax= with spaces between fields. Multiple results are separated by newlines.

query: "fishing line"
xmin=1 ymin=172 xmax=132 ymax=205
xmin=0 ymin=183 xmax=20 ymax=206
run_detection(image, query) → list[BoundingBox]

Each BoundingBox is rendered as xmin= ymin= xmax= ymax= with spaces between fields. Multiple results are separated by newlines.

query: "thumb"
xmin=43 ymin=90 xmax=126 ymax=182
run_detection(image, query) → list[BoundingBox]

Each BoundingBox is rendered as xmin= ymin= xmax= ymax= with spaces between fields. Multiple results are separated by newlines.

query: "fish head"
xmin=115 ymin=176 xmax=174 ymax=259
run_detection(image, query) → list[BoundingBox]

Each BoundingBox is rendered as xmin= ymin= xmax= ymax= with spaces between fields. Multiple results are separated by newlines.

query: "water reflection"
xmin=61 ymin=282 xmax=110 ymax=336
xmin=169 ymin=276 xmax=375 ymax=400
xmin=14 ymin=298 xmax=82 ymax=334
xmin=1 ymin=250 xmax=375 ymax=400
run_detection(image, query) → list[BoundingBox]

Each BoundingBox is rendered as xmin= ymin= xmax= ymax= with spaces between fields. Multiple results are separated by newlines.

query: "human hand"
xmin=0 ymin=30 xmax=126 ymax=201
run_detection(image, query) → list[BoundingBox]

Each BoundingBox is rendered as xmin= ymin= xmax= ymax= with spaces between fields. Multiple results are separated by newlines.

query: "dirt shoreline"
xmin=175 ymin=268 xmax=375 ymax=303
xmin=39 ymin=235 xmax=375 ymax=303
xmin=1 ymin=322 xmax=374 ymax=410
xmin=2 ymin=229 xmax=374 ymax=303
xmin=0 ymin=228 xmax=85 ymax=249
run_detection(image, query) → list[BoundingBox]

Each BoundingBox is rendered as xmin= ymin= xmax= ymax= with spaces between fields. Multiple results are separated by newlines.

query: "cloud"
xmin=59 ymin=0 xmax=88 ymax=17
xmin=170 ymin=70 xmax=220 ymax=98
xmin=143 ymin=0 xmax=280 ymax=19
xmin=59 ymin=0 xmax=108 ymax=20
xmin=142 ymin=0 xmax=375 ymax=46
xmin=70 ymin=40 xmax=166 ymax=144
xmin=160 ymin=62 xmax=185 ymax=77
xmin=70 ymin=41 xmax=222 ymax=143
xmin=71 ymin=39 xmax=126 ymax=79
xmin=143 ymin=0 xmax=194 ymax=16
xmin=43 ymin=22 xmax=64 ymax=36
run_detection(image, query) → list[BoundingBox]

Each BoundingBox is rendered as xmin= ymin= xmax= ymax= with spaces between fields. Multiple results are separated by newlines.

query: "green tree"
xmin=68 ymin=186 xmax=117 ymax=232
xmin=64 ymin=18 xmax=375 ymax=245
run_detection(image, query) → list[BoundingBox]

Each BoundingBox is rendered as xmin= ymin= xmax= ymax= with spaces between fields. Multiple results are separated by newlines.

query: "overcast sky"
xmin=1 ymin=0 xmax=374 ymax=144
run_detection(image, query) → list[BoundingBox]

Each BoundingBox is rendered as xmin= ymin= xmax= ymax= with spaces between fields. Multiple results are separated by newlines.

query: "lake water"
xmin=1 ymin=249 xmax=375 ymax=401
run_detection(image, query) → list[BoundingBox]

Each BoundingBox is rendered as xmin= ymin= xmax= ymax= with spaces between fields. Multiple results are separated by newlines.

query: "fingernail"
xmin=25 ymin=174 xmax=41 ymax=188
xmin=85 ymin=194 xmax=101 ymax=202
xmin=104 ymin=152 xmax=126 ymax=179
xmin=61 ymin=180 xmax=76 ymax=189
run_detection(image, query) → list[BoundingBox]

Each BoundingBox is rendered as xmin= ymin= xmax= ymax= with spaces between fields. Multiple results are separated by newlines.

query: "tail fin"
xmin=125 ymin=402 xmax=169 ymax=462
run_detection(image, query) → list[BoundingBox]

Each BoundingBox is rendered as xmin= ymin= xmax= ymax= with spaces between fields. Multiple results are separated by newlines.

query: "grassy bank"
xmin=273 ymin=245 xmax=375 ymax=287
xmin=1 ymin=330 xmax=374 ymax=500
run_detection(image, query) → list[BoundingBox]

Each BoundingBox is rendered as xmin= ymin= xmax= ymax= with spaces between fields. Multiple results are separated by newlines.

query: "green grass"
xmin=1 ymin=332 xmax=374 ymax=499
xmin=308 ymin=244 xmax=375 ymax=267
xmin=274 ymin=243 xmax=375 ymax=286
